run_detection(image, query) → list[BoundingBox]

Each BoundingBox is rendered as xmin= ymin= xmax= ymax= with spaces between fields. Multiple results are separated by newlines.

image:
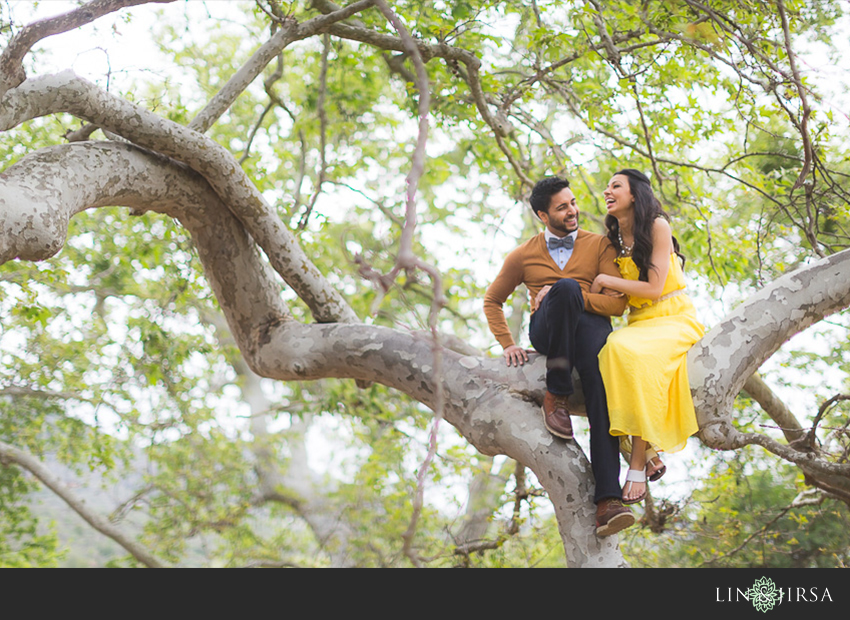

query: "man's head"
xmin=530 ymin=176 xmax=579 ymax=237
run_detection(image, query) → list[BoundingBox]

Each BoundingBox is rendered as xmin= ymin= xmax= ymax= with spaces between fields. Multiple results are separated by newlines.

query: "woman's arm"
xmin=590 ymin=219 xmax=673 ymax=301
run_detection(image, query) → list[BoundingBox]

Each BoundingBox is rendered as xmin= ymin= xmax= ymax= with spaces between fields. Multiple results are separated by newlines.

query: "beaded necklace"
xmin=617 ymin=230 xmax=634 ymax=256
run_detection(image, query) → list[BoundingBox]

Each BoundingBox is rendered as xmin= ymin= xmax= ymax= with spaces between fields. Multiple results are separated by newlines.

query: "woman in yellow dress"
xmin=591 ymin=169 xmax=705 ymax=504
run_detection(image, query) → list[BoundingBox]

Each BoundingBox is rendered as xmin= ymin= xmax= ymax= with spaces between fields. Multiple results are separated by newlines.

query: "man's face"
xmin=538 ymin=187 xmax=579 ymax=236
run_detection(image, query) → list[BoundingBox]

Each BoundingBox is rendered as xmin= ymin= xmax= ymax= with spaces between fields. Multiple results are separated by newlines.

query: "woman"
xmin=591 ymin=169 xmax=705 ymax=504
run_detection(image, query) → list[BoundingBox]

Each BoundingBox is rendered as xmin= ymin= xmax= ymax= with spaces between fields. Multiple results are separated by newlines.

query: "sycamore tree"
xmin=1 ymin=0 xmax=849 ymax=567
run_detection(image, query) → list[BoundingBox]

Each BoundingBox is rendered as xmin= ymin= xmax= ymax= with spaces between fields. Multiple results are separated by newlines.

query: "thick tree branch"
xmin=1 ymin=140 xmax=623 ymax=565
xmin=0 ymin=142 xmax=290 ymax=350
xmin=0 ymin=72 xmax=356 ymax=323
xmin=691 ymin=249 xmax=850 ymax=470
xmin=742 ymin=372 xmax=806 ymax=443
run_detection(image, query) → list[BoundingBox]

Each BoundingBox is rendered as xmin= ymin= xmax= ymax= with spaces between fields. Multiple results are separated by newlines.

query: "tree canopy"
xmin=0 ymin=0 xmax=848 ymax=567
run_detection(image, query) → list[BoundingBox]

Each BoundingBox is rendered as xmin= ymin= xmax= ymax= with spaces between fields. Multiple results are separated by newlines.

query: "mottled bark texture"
xmin=690 ymin=249 xmax=850 ymax=463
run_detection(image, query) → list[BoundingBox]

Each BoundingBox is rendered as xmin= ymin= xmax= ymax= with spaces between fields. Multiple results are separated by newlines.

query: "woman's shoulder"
xmin=650 ymin=217 xmax=674 ymax=251
xmin=651 ymin=217 xmax=672 ymax=235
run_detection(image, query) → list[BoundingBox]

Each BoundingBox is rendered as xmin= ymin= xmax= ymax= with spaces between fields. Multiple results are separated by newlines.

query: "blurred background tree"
xmin=0 ymin=0 xmax=848 ymax=566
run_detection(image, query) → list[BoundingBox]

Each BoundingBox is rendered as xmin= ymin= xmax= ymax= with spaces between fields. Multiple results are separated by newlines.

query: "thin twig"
xmin=297 ymin=32 xmax=330 ymax=231
xmin=188 ymin=0 xmax=375 ymax=134
xmin=699 ymin=490 xmax=825 ymax=566
xmin=809 ymin=394 xmax=850 ymax=452
xmin=0 ymin=0 xmax=175 ymax=97
xmin=362 ymin=0 xmax=446 ymax=569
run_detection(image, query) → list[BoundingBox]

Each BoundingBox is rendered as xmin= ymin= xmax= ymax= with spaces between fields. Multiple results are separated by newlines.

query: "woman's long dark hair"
xmin=605 ymin=169 xmax=684 ymax=282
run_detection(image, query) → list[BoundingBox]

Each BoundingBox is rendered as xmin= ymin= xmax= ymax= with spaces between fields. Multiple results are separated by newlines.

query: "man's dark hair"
xmin=529 ymin=176 xmax=570 ymax=216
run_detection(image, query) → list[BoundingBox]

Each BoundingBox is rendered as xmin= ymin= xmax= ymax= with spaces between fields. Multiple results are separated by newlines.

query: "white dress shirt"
xmin=544 ymin=229 xmax=577 ymax=270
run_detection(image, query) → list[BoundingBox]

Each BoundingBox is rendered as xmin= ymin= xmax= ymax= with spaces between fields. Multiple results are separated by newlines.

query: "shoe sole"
xmin=647 ymin=457 xmax=666 ymax=482
xmin=596 ymin=511 xmax=635 ymax=537
xmin=541 ymin=406 xmax=573 ymax=439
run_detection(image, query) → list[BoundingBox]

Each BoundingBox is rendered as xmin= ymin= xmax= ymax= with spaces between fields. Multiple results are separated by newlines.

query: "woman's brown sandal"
xmin=647 ymin=456 xmax=666 ymax=482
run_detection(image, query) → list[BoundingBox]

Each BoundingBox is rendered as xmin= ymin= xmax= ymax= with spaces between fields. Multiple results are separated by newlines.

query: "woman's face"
xmin=603 ymin=174 xmax=634 ymax=218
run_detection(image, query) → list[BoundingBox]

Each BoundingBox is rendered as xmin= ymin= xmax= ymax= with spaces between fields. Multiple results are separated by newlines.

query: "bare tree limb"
xmin=691 ymin=248 xmax=850 ymax=480
xmin=0 ymin=0 xmax=176 ymax=98
xmin=5 ymin=122 xmax=848 ymax=566
xmin=297 ymin=32 xmax=331 ymax=231
xmin=188 ymin=0 xmax=376 ymax=134
xmin=0 ymin=440 xmax=166 ymax=568
xmin=368 ymin=0 xmax=445 ymax=569
xmin=742 ymin=372 xmax=806 ymax=444
xmin=0 ymin=72 xmax=357 ymax=323
xmin=0 ymin=386 xmax=92 ymax=402
xmin=63 ymin=122 xmax=99 ymax=142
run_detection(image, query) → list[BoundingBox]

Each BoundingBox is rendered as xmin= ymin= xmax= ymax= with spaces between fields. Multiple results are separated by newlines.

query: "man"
xmin=483 ymin=176 xmax=634 ymax=537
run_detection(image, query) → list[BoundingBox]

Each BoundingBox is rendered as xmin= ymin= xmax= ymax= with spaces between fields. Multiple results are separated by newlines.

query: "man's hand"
xmin=533 ymin=285 xmax=552 ymax=311
xmin=503 ymin=345 xmax=529 ymax=367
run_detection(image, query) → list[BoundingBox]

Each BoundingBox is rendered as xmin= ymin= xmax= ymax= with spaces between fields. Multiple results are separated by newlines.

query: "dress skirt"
xmin=598 ymin=293 xmax=705 ymax=453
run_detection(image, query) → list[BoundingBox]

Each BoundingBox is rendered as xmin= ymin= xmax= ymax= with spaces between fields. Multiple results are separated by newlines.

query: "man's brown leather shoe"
xmin=595 ymin=498 xmax=635 ymax=537
xmin=542 ymin=391 xmax=573 ymax=439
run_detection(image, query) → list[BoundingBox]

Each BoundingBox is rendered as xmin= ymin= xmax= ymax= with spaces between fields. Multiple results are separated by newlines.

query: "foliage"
xmin=621 ymin=449 xmax=850 ymax=568
xmin=0 ymin=0 xmax=848 ymax=566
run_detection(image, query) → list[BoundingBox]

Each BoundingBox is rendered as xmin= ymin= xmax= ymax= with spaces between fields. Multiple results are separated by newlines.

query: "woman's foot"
xmin=622 ymin=469 xmax=646 ymax=504
xmin=646 ymin=455 xmax=666 ymax=482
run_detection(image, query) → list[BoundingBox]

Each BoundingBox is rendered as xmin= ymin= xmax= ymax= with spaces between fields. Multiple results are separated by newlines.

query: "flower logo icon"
xmin=746 ymin=577 xmax=783 ymax=612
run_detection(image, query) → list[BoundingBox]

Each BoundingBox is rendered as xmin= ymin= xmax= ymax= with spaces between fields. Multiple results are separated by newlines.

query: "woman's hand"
xmin=590 ymin=274 xmax=609 ymax=294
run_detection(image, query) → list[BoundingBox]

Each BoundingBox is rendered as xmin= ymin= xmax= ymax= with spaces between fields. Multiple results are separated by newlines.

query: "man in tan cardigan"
xmin=484 ymin=176 xmax=633 ymax=536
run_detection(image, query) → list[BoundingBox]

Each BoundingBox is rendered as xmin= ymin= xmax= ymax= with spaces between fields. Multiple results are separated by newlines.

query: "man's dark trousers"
xmin=528 ymin=278 xmax=621 ymax=503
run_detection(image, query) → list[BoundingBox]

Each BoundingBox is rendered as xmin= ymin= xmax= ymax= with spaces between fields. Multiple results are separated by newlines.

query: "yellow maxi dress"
xmin=598 ymin=253 xmax=705 ymax=453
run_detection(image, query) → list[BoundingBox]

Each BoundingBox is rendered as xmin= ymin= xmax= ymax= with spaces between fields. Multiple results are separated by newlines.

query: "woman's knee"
xmin=604 ymin=331 xmax=641 ymax=358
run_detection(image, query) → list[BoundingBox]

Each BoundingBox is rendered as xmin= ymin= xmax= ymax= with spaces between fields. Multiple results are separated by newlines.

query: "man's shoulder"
xmin=577 ymin=229 xmax=615 ymax=250
xmin=577 ymin=229 xmax=606 ymax=242
xmin=505 ymin=232 xmax=544 ymax=258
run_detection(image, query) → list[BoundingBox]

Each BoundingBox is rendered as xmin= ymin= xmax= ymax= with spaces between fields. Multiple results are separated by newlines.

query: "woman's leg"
xmin=623 ymin=436 xmax=648 ymax=502
xmin=646 ymin=451 xmax=666 ymax=481
xmin=621 ymin=437 xmax=666 ymax=483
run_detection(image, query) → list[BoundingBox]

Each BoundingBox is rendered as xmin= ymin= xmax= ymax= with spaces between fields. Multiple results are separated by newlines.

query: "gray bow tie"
xmin=548 ymin=235 xmax=574 ymax=250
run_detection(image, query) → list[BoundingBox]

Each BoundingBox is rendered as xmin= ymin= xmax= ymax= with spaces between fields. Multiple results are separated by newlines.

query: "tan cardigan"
xmin=484 ymin=229 xmax=627 ymax=349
